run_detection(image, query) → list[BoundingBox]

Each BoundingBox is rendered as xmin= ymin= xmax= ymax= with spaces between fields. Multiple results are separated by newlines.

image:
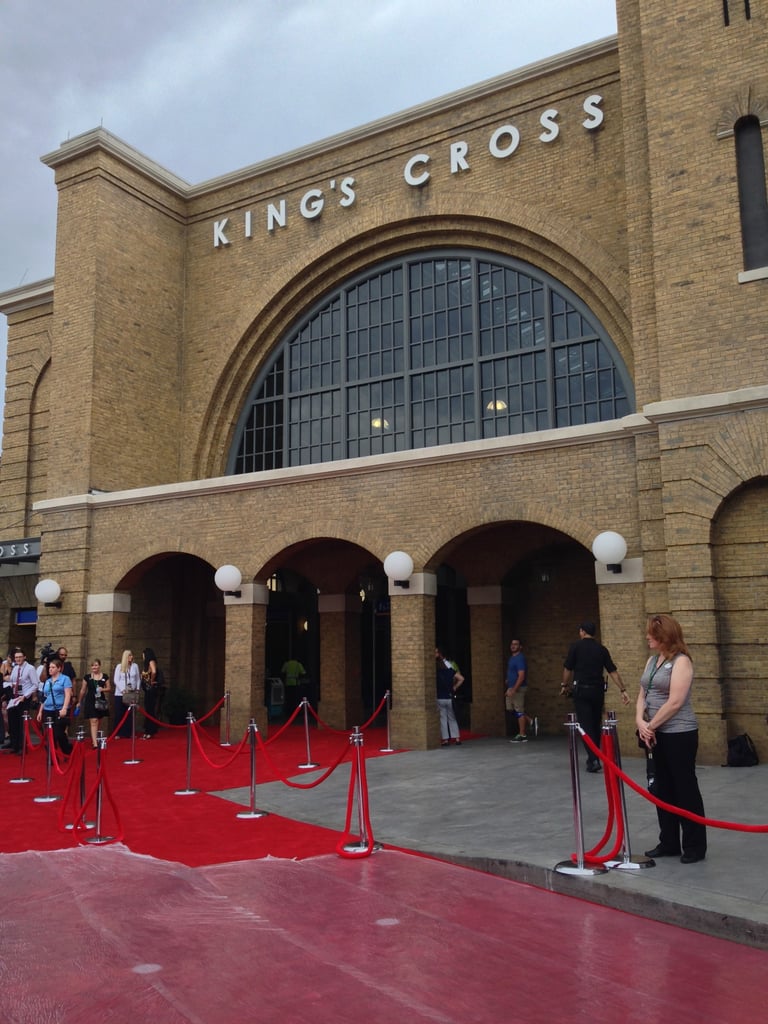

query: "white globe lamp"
xmin=35 ymin=578 xmax=62 ymax=607
xmin=591 ymin=531 xmax=627 ymax=573
xmin=214 ymin=564 xmax=243 ymax=596
xmin=383 ymin=551 xmax=414 ymax=588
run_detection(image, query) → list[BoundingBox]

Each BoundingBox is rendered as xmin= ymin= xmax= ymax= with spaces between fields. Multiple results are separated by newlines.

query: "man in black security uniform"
xmin=562 ymin=622 xmax=629 ymax=773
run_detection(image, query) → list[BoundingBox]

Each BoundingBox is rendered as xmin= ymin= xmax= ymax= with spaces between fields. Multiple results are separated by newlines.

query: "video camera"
xmin=39 ymin=641 xmax=56 ymax=664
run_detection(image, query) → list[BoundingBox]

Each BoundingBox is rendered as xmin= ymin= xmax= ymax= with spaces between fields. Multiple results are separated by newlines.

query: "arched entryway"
xmin=261 ymin=539 xmax=389 ymax=729
xmin=431 ymin=522 xmax=599 ymax=737
xmin=712 ymin=477 xmax=768 ymax=758
xmin=105 ymin=553 xmax=224 ymax=723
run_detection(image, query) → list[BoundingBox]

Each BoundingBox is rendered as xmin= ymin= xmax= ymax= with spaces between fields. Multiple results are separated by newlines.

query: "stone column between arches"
xmin=388 ymin=572 xmax=440 ymax=750
xmin=84 ymin=592 xmax=132 ymax=719
xmin=222 ymin=584 xmax=267 ymax=740
xmin=318 ymin=593 xmax=363 ymax=729
xmin=467 ymin=586 xmax=505 ymax=737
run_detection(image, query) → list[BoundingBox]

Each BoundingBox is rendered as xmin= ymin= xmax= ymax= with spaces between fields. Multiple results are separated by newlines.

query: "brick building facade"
xmin=1 ymin=1 xmax=766 ymax=760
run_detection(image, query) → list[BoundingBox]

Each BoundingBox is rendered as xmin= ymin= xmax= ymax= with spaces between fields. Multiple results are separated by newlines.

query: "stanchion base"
xmin=298 ymin=762 xmax=319 ymax=769
xmin=9 ymin=777 xmax=33 ymax=784
xmin=174 ymin=789 xmax=199 ymax=795
xmin=84 ymin=834 xmax=115 ymax=845
xmin=379 ymin=747 xmax=395 ymax=753
xmin=220 ymin=742 xmax=232 ymax=747
xmin=236 ymin=810 xmax=269 ymax=819
xmin=123 ymin=759 xmax=142 ymax=765
xmin=606 ymin=855 xmax=656 ymax=870
xmin=33 ymin=795 xmax=62 ymax=803
xmin=554 ymin=859 xmax=608 ymax=876
xmin=342 ymin=841 xmax=382 ymax=854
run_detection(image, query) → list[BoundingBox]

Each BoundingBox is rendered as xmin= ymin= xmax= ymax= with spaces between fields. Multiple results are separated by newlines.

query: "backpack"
xmin=725 ymin=733 xmax=759 ymax=767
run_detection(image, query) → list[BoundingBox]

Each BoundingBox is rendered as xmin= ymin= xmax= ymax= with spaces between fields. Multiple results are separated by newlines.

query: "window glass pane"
xmin=231 ymin=252 xmax=633 ymax=472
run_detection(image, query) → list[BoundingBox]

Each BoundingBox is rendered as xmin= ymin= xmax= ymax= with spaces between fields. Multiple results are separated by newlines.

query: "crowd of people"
xmin=0 ymin=644 xmax=166 ymax=758
xmin=2 ymin=616 xmax=707 ymax=864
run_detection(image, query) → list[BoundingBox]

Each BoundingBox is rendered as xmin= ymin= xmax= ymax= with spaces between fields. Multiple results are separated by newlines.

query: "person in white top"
xmin=113 ymin=650 xmax=141 ymax=738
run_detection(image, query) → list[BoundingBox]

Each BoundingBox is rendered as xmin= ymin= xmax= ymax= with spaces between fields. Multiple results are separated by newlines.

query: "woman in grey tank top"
xmin=635 ymin=614 xmax=707 ymax=863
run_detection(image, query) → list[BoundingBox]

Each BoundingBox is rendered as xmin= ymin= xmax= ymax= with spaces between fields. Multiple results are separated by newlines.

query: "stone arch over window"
xmin=228 ymin=250 xmax=634 ymax=474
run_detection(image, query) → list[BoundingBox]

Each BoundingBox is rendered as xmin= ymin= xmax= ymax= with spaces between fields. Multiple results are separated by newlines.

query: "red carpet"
xmin=0 ymin=719 xmax=411 ymax=866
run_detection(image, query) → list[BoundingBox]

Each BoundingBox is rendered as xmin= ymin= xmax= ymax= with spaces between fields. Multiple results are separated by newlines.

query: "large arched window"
xmin=229 ymin=251 xmax=633 ymax=473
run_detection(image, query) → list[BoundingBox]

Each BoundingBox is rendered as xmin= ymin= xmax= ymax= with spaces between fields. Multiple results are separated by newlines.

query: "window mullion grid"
xmin=403 ymin=259 xmax=413 ymax=450
xmin=543 ymin=281 xmax=557 ymax=429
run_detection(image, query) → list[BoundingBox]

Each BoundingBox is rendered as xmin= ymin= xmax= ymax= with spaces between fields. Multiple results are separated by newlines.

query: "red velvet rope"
xmin=190 ymin=721 xmax=249 ymax=769
xmin=192 ymin=694 xmax=226 ymax=726
xmin=47 ymin=721 xmax=76 ymax=777
xmin=108 ymin=705 xmax=133 ymax=741
xmin=581 ymin=731 xmax=768 ymax=832
xmin=254 ymin=728 xmax=351 ymax=789
xmin=24 ymin=691 xmax=384 ymax=858
xmin=71 ymin=744 xmax=125 ymax=844
xmin=22 ymin=716 xmax=42 ymax=754
xmin=308 ymin=692 xmax=389 ymax=734
xmin=573 ymin=733 xmax=626 ymax=865
xmin=262 ymin=702 xmax=306 ymax=745
xmin=336 ymin=738 xmax=376 ymax=858
xmin=57 ymin=740 xmax=85 ymax=829
xmin=305 ymin=702 xmax=348 ymax=734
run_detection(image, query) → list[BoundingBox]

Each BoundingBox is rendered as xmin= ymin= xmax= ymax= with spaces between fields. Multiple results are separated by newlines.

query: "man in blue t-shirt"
xmin=505 ymin=639 xmax=529 ymax=742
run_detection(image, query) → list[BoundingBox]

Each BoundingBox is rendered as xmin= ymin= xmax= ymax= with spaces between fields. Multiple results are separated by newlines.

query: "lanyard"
xmin=647 ymin=656 xmax=669 ymax=693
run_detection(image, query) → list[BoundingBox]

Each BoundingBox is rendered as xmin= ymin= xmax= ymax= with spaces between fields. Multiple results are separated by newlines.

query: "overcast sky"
xmin=0 ymin=0 xmax=617 ymax=427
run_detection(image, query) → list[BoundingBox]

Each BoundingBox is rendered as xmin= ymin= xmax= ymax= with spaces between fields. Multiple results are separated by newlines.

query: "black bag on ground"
xmin=725 ymin=733 xmax=759 ymax=767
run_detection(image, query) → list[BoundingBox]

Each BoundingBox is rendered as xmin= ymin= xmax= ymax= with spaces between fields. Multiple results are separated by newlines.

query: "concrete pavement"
xmin=216 ymin=733 xmax=768 ymax=948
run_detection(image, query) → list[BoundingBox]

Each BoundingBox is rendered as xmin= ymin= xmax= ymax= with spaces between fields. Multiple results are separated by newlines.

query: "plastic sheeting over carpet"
xmin=3 ymin=845 xmax=765 ymax=1024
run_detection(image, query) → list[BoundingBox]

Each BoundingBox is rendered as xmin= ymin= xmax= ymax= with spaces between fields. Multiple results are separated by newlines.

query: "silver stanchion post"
xmin=236 ymin=720 xmax=268 ymax=819
xmin=174 ymin=712 xmax=199 ymax=795
xmin=555 ymin=712 xmax=607 ymax=876
xmin=221 ymin=690 xmax=232 ymax=747
xmin=298 ymin=697 xmax=319 ymax=769
xmin=85 ymin=735 xmax=114 ymax=844
xmin=604 ymin=711 xmax=654 ymax=870
xmin=379 ymin=690 xmax=395 ymax=753
xmin=66 ymin=729 xmax=95 ymax=831
xmin=9 ymin=711 xmax=33 ymax=784
xmin=33 ymin=717 xmax=61 ymax=804
xmin=123 ymin=702 xmax=141 ymax=765
xmin=342 ymin=727 xmax=381 ymax=854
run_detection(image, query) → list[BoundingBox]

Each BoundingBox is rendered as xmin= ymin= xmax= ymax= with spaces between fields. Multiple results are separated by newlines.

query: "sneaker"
xmin=510 ymin=734 xmax=528 ymax=743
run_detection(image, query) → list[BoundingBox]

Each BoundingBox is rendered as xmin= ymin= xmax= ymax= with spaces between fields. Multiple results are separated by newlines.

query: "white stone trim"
xmin=643 ymin=384 xmax=768 ymax=424
xmin=594 ymin=557 xmax=644 ymax=585
xmin=0 ymin=278 xmax=54 ymax=314
xmin=32 ymin=416 xmax=647 ymax=514
xmin=388 ymin=572 xmax=437 ymax=597
xmin=738 ymin=266 xmax=768 ymax=284
xmin=86 ymin=592 xmax=131 ymax=613
xmin=222 ymin=583 xmax=269 ymax=606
